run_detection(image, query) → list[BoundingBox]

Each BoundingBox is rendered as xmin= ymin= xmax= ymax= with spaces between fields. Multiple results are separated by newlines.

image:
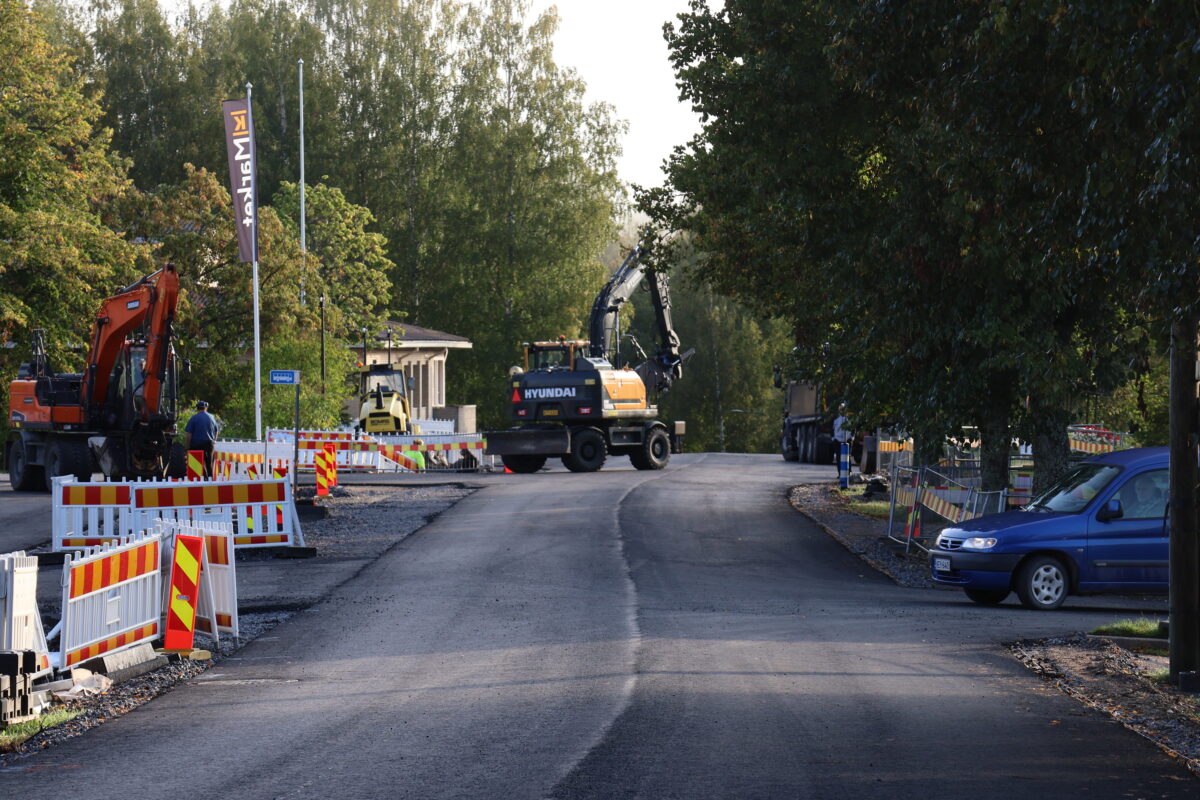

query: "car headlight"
xmin=961 ymin=537 xmax=998 ymax=550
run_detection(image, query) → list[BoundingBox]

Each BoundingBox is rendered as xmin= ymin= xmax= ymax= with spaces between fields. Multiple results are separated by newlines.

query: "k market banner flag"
xmin=222 ymin=99 xmax=258 ymax=263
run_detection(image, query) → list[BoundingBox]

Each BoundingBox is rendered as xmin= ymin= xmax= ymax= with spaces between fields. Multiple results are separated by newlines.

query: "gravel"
xmin=0 ymin=483 xmax=472 ymax=763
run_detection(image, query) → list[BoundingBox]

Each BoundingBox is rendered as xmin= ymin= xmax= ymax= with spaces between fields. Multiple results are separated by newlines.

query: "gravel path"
xmin=0 ymin=484 xmax=472 ymax=762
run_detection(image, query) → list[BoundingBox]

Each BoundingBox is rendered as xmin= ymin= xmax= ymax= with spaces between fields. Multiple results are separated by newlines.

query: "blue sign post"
xmin=838 ymin=442 xmax=850 ymax=489
xmin=269 ymin=370 xmax=301 ymax=492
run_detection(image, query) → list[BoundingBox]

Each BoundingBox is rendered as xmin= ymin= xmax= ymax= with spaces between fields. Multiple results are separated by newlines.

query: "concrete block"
xmin=77 ymin=642 xmax=163 ymax=681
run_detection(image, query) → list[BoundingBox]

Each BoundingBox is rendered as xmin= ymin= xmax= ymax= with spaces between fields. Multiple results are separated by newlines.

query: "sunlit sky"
xmin=529 ymin=1 xmax=711 ymax=189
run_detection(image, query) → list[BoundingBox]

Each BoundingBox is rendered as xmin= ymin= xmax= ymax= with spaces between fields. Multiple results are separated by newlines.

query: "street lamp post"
xmin=319 ymin=294 xmax=326 ymax=394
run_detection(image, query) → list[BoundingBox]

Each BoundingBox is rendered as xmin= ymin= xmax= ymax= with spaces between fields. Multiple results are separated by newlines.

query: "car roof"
xmin=1088 ymin=446 xmax=1167 ymax=470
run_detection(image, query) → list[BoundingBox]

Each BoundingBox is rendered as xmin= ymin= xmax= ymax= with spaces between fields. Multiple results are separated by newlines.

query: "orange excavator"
xmin=7 ymin=263 xmax=184 ymax=490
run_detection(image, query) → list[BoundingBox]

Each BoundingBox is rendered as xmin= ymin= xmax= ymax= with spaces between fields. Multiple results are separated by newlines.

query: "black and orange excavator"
xmin=7 ymin=263 xmax=185 ymax=490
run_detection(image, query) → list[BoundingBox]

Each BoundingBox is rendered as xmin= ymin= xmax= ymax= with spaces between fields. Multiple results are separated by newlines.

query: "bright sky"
xmin=528 ymin=1 xmax=712 ymax=189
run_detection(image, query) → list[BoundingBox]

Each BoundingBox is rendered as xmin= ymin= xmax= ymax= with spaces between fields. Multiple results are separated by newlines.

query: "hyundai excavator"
xmin=485 ymin=243 xmax=689 ymax=473
xmin=7 ymin=263 xmax=184 ymax=490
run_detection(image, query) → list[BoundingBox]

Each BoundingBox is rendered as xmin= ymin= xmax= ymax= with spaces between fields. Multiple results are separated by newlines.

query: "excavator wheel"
xmin=501 ymin=454 xmax=547 ymax=473
xmin=167 ymin=442 xmax=188 ymax=479
xmin=44 ymin=439 xmax=94 ymax=491
xmin=562 ymin=429 xmax=607 ymax=473
xmin=8 ymin=439 xmax=44 ymax=492
xmin=630 ymin=427 xmax=670 ymax=471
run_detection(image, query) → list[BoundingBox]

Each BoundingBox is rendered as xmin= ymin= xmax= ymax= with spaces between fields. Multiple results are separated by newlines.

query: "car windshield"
xmin=1026 ymin=463 xmax=1122 ymax=513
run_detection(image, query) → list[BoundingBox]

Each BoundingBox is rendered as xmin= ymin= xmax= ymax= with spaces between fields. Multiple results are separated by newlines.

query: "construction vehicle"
xmin=7 ymin=264 xmax=183 ymax=490
xmin=485 ymin=244 xmax=688 ymax=473
xmin=355 ymin=363 xmax=415 ymax=435
xmin=773 ymin=368 xmax=833 ymax=464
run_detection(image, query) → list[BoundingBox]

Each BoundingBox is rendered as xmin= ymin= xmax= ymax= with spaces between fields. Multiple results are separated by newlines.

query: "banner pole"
xmin=298 ymin=59 xmax=307 ymax=305
xmin=247 ymin=81 xmax=262 ymax=442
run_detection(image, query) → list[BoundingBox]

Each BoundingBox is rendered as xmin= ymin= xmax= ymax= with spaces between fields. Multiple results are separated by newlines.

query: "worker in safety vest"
xmin=403 ymin=438 xmax=426 ymax=470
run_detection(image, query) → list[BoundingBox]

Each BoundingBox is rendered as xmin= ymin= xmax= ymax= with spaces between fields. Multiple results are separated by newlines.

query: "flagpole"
xmin=247 ymin=81 xmax=263 ymax=442
xmin=298 ymin=59 xmax=307 ymax=305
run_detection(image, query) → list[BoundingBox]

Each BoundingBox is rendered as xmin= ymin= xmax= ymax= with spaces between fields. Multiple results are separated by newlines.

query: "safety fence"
xmin=260 ymin=429 xmax=493 ymax=473
xmin=0 ymin=551 xmax=52 ymax=677
xmin=52 ymin=475 xmax=304 ymax=552
xmin=886 ymin=463 xmax=1031 ymax=552
xmin=1068 ymin=424 xmax=1130 ymax=454
xmin=53 ymin=532 xmax=163 ymax=669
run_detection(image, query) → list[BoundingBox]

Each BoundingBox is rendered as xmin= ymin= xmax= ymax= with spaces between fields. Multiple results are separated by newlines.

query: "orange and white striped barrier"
xmin=162 ymin=531 xmax=205 ymax=652
xmin=1007 ymin=470 xmax=1035 ymax=507
xmin=0 ymin=551 xmax=52 ymax=677
xmin=52 ymin=477 xmax=133 ymax=551
xmin=1069 ymin=436 xmax=1115 ymax=454
xmin=56 ymin=533 xmax=162 ymax=669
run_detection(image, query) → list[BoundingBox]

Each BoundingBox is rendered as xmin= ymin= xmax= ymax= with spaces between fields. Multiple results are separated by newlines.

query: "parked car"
xmin=930 ymin=446 xmax=1169 ymax=609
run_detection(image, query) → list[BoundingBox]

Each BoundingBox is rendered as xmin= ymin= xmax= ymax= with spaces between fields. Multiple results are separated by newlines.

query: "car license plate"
xmin=933 ymin=557 xmax=951 ymax=572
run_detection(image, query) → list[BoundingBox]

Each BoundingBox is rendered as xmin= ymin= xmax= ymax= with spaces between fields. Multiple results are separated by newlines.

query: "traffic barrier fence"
xmin=55 ymin=532 xmax=162 ymax=669
xmin=0 ymin=551 xmax=52 ymax=677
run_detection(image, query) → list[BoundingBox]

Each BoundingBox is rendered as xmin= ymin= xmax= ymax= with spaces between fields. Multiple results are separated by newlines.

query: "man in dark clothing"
xmin=183 ymin=401 xmax=220 ymax=477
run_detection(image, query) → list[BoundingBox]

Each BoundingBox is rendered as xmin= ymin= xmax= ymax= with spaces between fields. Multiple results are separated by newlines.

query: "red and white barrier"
xmin=0 ymin=551 xmax=52 ymax=677
xmin=131 ymin=478 xmax=305 ymax=549
xmin=52 ymin=477 xmax=134 ymax=550
xmin=56 ymin=533 xmax=163 ymax=669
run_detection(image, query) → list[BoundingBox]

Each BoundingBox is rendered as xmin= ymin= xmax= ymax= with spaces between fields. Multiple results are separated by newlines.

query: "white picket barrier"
xmin=57 ymin=532 xmax=163 ymax=670
xmin=411 ymin=418 xmax=456 ymax=435
xmin=0 ymin=551 xmax=52 ymax=677
xmin=129 ymin=478 xmax=305 ymax=549
xmin=294 ymin=438 xmax=382 ymax=471
xmin=155 ymin=519 xmax=239 ymax=644
xmin=52 ymin=476 xmax=135 ymax=551
xmin=213 ymin=439 xmax=292 ymax=479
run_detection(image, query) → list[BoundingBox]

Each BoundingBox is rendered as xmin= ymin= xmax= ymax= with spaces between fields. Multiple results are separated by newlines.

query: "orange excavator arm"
xmin=81 ymin=263 xmax=180 ymax=419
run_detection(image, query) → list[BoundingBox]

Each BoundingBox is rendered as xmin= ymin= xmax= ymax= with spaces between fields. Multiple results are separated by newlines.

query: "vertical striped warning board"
xmin=163 ymin=533 xmax=204 ymax=651
xmin=59 ymin=533 xmax=162 ymax=668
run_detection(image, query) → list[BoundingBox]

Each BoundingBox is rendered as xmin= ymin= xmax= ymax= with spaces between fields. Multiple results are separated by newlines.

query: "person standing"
xmin=183 ymin=401 xmax=221 ymax=478
xmin=832 ymin=403 xmax=852 ymax=474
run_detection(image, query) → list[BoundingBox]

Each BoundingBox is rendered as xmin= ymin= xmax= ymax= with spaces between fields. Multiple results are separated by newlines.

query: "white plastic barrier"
xmin=57 ymin=533 xmax=163 ymax=670
xmin=54 ymin=477 xmax=304 ymax=551
xmin=295 ymin=438 xmax=382 ymax=471
xmin=130 ymin=478 xmax=305 ymax=549
xmin=156 ymin=519 xmax=239 ymax=644
xmin=52 ymin=476 xmax=134 ymax=550
xmin=411 ymin=418 xmax=456 ymax=435
xmin=213 ymin=439 xmax=292 ymax=479
xmin=0 ymin=551 xmax=52 ymax=677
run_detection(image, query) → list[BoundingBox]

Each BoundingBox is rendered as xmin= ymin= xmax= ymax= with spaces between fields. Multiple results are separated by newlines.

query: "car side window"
xmin=1113 ymin=468 xmax=1168 ymax=520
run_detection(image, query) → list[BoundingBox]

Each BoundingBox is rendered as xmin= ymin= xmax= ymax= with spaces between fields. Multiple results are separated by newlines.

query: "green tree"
xmin=0 ymin=0 xmax=143 ymax=398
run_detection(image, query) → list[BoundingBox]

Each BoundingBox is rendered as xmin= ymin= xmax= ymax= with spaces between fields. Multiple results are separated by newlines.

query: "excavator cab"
xmin=524 ymin=340 xmax=589 ymax=372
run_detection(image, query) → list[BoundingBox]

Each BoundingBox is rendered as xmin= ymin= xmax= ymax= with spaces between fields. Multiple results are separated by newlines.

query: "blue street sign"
xmin=270 ymin=369 xmax=300 ymax=385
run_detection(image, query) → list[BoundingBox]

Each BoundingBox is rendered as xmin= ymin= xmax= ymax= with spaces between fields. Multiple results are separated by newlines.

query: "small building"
xmin=352 ymin=322 xmax=475 ymax=432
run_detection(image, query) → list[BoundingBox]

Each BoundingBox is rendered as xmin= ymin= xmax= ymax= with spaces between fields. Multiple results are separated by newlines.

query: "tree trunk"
xmin=1029 ymin=398 xmax=1070 ymax=495
xmin=978 ymin=411 xmax=1010 ymax=493
xmin=1168 ymin=318 xmax=1200 ymax=683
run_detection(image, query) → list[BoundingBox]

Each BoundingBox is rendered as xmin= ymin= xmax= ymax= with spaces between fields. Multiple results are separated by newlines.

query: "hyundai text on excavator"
xmin=484 ymin=244 xmax=689 ymax=473
xmin=7 ymin=263 xmax=184 ymax=490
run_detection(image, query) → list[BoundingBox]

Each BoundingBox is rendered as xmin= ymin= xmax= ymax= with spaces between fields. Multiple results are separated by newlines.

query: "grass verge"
xmin=1091 ymin=618 xmax=1167 ymax=638
xmin=0 ymin=709 xmax=80 ymax=752
xmin=836 ymin=485 xmax=892 ymax=521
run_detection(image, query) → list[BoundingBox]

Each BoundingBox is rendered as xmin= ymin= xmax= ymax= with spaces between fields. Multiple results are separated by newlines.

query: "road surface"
xmin=1 ymin=453 xmax=1192 ymax=797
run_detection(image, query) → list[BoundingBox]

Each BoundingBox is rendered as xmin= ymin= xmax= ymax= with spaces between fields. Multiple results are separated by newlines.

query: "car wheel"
xmin=563 ymin=429 xmax=606 ymax=473
xmin=630 ymin=427 xmax=670 ymax=471
xmin=964 ymin=588 xmax=1010 ymax=605
xmin=1015 ymin=556 xmax=1069 ymax=610
xmin=501 ymin=454 xmax=547 ymax=474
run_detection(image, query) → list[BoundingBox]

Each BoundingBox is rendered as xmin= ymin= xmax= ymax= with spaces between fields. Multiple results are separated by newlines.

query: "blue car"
xmin=930 ymin=446 xmax=1169 ymax=609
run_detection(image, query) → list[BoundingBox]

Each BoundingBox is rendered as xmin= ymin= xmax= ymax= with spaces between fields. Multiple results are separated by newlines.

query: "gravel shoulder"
xmin=1 ymin=484 xmax=472 ymax=762
xmin=790 ymin=481 xmax=1200 ymax=778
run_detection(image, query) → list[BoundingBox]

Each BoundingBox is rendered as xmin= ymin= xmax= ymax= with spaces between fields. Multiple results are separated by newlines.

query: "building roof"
xmin=372 ymin=321 xmax=472 ymax=349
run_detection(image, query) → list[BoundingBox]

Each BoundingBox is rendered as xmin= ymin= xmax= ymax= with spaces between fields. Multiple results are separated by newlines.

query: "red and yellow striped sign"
xmin=205 ymin=532 xmax=231 ymax=566
xmin=324 ymin=443 xmax=338 ymax=487
xmin=134 ymin=481 xmax=286 ymax=509
xmin=164 ymin=534 xmax=204 ymax=651
xmin=68 ymin=539 xmax=160 ymax=599
xmin=187 ymin=450 xmax=205 ymax=480
xmin=315 ymin=450 xmax=330 ymax=497
xmin=60 ymin=484 xmax=132 ymax=507
xmin=65 ymin=622 xmax=159 ymax=667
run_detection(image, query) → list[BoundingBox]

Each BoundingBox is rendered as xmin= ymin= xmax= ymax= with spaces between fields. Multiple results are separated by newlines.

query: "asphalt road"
xmin=1 ymin=453 xmax=1194 ymax=798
